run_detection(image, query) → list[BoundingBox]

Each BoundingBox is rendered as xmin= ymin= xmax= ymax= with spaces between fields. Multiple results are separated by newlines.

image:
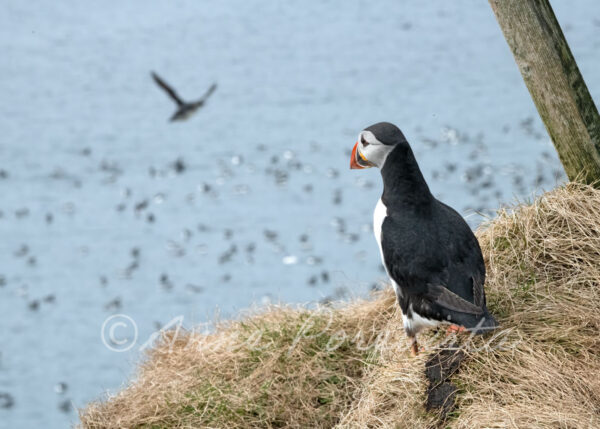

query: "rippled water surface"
xmin=1 ymin=1 xmax=599 ymax=426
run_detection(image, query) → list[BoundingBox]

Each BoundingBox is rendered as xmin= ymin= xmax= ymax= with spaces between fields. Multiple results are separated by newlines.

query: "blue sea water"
xmin=0 ymin=1 xmax=598 ymax=426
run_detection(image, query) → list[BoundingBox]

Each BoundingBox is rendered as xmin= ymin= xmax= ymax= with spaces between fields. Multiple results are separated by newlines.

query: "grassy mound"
xmin=80 ymin=184 xmax=600 ymax=428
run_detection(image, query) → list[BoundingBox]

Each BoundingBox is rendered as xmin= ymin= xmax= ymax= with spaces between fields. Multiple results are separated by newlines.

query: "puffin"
xmin=151 ymin=71 xmax=217 ymax=122
xmin=350 ymin=122 xmax=497 ymax=355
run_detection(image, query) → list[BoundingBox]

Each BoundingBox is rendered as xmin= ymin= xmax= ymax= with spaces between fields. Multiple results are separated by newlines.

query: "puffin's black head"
xmin=350 ymin=122 xmax=407 ymax=169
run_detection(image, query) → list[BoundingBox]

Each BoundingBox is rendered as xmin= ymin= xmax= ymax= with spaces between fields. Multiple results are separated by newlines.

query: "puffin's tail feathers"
xmin=466 ymin=311 xmax=498 ymax=335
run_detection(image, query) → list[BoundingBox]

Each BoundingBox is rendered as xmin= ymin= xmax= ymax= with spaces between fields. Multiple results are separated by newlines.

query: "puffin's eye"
xmin=361 ymin=135 xmax=369 ymax=147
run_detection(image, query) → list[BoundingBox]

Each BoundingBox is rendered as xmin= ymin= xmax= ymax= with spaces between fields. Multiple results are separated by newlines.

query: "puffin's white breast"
xmin=373 ymin=198 xmax=387 ymax=268
xmin=374 ymin=198 xmax=404 ymax=298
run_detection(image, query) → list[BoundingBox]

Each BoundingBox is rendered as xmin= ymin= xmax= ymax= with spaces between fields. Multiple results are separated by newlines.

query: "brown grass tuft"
xmin=80 ymin=184 xmax=600 ymax=428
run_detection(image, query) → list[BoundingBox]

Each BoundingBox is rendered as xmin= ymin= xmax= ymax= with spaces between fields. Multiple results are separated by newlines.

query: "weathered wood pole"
xmin=489 ymin=0 xmax=600 ymax=185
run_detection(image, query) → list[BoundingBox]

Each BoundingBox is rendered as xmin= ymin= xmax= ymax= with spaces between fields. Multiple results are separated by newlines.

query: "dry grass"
xmin=80 ymin=184 xmax=600 ymax=428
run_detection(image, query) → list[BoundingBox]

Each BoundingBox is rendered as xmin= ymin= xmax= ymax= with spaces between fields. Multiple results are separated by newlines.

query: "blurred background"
xmin=1 ymin=0 xmax=598 ymax=426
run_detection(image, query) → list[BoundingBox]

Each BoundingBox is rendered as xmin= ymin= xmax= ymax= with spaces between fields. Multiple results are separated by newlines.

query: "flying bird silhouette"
xmin=151 ymin=71 xmax=217 ymax=122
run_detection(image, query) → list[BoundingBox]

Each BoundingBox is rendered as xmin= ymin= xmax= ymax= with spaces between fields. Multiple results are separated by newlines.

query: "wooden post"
xmin=489 ymin=0 xmax=600 ymax=185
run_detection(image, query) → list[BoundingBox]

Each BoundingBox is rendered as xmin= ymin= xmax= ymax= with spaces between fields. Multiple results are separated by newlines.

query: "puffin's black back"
xmin=377 ymin=139 xmax=496 ymax=332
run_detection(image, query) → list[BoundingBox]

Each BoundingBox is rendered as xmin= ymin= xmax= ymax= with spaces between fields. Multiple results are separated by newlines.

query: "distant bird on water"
xmin=350 ymin=122 xmax=497 ymax=355
xmin=151 ymin=71 xmax=217 ymax=122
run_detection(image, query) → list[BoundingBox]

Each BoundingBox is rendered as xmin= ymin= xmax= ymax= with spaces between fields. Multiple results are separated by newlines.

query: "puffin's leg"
xmin=409 ymin=335 xmax=419 ymax=356
xmin=403 ymin=311 xmax=421 ymax=356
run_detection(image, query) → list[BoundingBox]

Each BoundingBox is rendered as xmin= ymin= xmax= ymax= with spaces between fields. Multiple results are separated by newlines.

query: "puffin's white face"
xmin=350 ymin=130 xmax=395 ymax=169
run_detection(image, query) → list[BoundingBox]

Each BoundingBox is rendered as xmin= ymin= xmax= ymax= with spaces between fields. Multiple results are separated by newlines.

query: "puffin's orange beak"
xmin=350 ymin=142 xmax=363 ymax=169
xmin=350 ymin=142 xmax=373 ymax=169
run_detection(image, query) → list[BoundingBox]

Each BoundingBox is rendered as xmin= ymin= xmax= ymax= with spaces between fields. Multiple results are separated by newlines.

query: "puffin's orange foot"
xmin=446 ymin=324 xmax=467 ymax=335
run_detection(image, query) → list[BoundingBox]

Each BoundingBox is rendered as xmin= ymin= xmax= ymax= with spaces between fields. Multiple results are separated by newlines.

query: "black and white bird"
xmin=350 ymin=122 xmax=497 ymax=355
xmin=151 ymin=71 xmax=217 ymax=122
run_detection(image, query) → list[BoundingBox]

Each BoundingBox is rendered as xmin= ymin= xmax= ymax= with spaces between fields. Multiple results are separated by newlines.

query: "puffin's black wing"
xmin=428 ymin=284 xmax=484 ymax=315
xmin=151 ymin=72 xmax=184 ymax=106
xmin=435 ymin=202 xmax=487 ymax=307
xmin=193 ymin=82 xmax=217 ymax=106
xmin=381 ymin=201 xmax=487 ymax=317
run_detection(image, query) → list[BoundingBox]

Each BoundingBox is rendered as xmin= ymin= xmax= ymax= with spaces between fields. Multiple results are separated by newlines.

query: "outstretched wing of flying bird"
xmin=151 ymin=72 xmax=184 ymax=106
xmin=195 ymin=83 xmax=217 ymax=105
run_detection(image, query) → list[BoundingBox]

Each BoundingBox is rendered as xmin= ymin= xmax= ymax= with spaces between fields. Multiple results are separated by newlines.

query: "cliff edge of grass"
xmin=80 ymin=184 xmax=600 ymax=428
